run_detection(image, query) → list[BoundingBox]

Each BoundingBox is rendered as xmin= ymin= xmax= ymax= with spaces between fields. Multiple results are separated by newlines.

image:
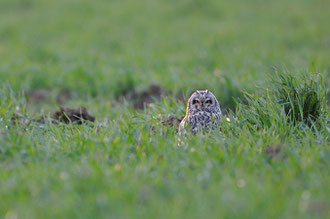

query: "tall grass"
xmin=235 ymin=73 xmax=328 ymax=133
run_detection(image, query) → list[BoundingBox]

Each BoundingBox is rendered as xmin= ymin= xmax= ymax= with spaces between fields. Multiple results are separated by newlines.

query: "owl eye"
xmin=192 ymin=99 xmax=199 ymax=104
xmin=205 ymin=99 xmax=212 ymax=104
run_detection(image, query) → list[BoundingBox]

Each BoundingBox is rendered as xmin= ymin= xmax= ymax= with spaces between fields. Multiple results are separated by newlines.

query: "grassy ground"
xmin=0 ymin=0 xmax=329 ymax=218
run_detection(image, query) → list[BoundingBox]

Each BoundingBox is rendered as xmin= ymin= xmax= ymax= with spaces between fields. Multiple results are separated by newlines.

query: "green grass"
xmin=0 ymin=0 xmax=329 ymax=218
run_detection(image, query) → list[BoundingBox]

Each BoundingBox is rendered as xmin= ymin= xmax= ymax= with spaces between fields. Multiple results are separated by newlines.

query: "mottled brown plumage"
xmin=179 ymin=90 xmax=222 ymax=134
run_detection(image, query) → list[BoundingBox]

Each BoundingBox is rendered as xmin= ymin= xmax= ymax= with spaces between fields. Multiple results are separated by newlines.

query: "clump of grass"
xmin=274 ymin=73 xmax=326 ymax=126
xmin=235 ymin=73 xmax=327 ymax=131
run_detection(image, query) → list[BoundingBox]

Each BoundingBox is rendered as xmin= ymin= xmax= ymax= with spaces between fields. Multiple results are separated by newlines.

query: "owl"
xmin=179 ymin=90 xmax=222 ymax=135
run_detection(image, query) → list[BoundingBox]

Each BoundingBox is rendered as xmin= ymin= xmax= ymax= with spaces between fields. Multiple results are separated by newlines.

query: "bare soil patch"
xmin=56 ymin=89 xmax=71 ymax=104
xmin=11 ymin=106 xmax=95 ymax=126
xmin=161 ymin=115 xmax=184 ymax=127
xmin=25 ymin=89 xmax=71 ymax=105
xmin=264 ymin=145 xmax=286 ymax=160
xmin=11 ymin=112 xmax=30 ymax=126
xmin=52 ymin=106 xmax=95 ymax=124
xmin=117 ymin=84 xmax=186 ymax=109
xmin=26 ymin=89 xmax=49 ymax=104
xmin=117 ymin=84 xmax=165 ymax=109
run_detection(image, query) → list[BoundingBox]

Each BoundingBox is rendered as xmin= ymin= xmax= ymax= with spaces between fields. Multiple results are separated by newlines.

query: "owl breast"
xmin=187 ymin=111 xmax=219 ymax=134
xmin=178 ymin=89 xmax=222 ymax=135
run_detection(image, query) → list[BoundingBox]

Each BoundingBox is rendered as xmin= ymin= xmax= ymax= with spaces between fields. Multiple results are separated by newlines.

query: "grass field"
xmin=0 ymin=0 xmax=329 ymax=218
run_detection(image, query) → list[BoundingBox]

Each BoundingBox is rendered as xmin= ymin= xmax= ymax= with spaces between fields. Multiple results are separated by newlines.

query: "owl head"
xmin=186 ymin=90 xmax=220 ymax=114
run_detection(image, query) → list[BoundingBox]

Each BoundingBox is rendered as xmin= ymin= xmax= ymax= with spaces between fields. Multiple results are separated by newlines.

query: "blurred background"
xmin=0 ymin=0 xmax=329 ymax=110
xmin=0 ymin=1 xmax=329 ymax=218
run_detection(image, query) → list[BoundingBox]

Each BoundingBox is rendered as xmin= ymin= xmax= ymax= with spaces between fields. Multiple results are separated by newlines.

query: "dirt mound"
xmin=264 ymin=145 xmax=280 ymax=158
xmin=117 ymin=84 xmax=165 ymax=109
xmin=56 ymin=89 xmax=71 ymax=104
xmin=161 ymin=115 xmax=184 ymax=127
xmin=11 ymin=112 xmax=30 ymax=126
xmin=10 ymin=106 xmax=95 ymax=126
xmin=117 ymin=84 xmax=187 ymax=109
xmin=264 ymin=145 xmax=286 ymax=160
xmin=25 ymin=89 xmax=71 ymax=104
xmin=52 ymin=106 xmax=95 ymax=124
xmin=26 ymin=89 xmax=48 ymax=104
